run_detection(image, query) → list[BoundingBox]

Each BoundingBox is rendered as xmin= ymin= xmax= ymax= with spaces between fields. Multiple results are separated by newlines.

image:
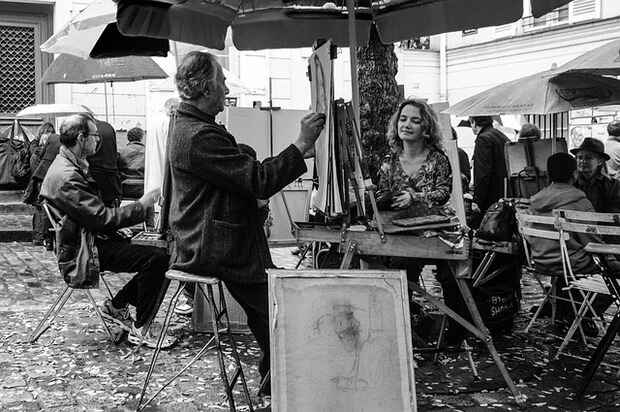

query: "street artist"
xmin=40 ymin=114 xmax=171 ymax=348
xmin=167 ymin=51 xmax=325 ymax=390
xmin=374 ymin=98 xmax=467 ymax=344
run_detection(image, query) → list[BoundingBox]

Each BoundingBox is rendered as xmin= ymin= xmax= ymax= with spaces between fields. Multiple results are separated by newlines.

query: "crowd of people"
xmin=22 ymin=49 xmax=620 ymax=406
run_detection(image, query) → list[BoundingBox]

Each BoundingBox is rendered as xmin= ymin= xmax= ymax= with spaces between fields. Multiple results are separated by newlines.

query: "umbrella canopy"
xmin=446 ymin=70 xmax=620 ymax=116
xmin=41 ymin=54 xmax=167 ymax=84
xmin=16 ymin=104 xmax=93 ymax=118
xmin=40 ymin=0 xmax=168 ymax=59
xmin=115 ymin=0 xmax=573 ymax=51
xmin=556 ymin=38 xmax=620 ymax=76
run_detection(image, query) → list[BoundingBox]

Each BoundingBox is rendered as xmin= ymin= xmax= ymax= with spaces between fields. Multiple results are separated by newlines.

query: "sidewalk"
xmin=0 ymin=242 xmax=619 ymax=411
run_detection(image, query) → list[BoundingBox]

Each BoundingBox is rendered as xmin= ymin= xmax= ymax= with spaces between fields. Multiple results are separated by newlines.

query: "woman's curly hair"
xmin=386 ymin=98 xmax=443 ymax=154
xmin=175 ymin=51 xmax=219 ymax=100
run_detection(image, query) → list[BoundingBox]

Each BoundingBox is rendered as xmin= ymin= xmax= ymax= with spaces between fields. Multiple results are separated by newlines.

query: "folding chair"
xmin=553 ymin=210 xmax=620 ymax=363
xmin=28 ymin=201 xmax=118 ymax=343
xmin=516 ymin=211 xmax=584 ymax=340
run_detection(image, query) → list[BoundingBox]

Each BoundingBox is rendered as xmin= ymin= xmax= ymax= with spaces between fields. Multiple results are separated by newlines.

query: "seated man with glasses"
xmin=40 ymin=114 xmax=172 ymax=347
xmin=572 ymin=137 xmax=620 ymax=213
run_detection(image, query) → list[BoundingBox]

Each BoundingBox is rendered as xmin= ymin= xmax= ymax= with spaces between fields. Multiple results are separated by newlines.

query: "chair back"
xmin=516 ymin=210 xmax=568 ymax=276
xmin=41 ymin=201 xmax=64 ymax=255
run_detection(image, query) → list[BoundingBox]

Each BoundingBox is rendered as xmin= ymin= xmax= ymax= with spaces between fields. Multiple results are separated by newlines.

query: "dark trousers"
xmin=224 ymin=279 xmax=270 ymax=379
xmin=32 ymin=206 xmax=51 ymax=244
xmin=96 ymin=239 xmax=169 ymax=328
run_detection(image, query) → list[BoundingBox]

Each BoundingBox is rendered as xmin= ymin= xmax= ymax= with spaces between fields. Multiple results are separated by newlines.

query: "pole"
xmin=269 ymin=77 xmax=274 ymax=157
xmin=103 ymin=82 xmax=109 ymax=122
xmin=346 ymin=0 xmax=361 ymax=133
xmin=110 ymin=82 xmax=116 ymax=126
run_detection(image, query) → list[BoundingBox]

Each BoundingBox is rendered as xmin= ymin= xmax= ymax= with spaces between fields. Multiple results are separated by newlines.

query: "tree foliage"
xmin=357 ymin=25 xmax=399 ymax=183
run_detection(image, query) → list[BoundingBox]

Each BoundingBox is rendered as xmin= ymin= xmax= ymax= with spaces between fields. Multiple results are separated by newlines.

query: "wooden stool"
xmin=137 ymin=269 xmax=254 ymax=412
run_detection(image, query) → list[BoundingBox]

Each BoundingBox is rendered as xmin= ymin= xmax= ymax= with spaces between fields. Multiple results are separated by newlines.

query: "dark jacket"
xmin=473 ymin=126 xmax=509 ymax=212
xmin=168 ymin=102 xmax=306 ymax=283
xmin=118 ymin=141 xmax=145 ymax=179
xmin=31 ymin=133 xmax=61 ymax=181
xmin=528 ymin=182 xmax=596 ymax=273
xmin=457 ymin=147 xmax=471 ymax=192
xmin=87 ymin=120 xmax=121 ymax=206
xmin=575 ymin=172 xmax=620 ymax=213
xmin=40 ymin=146 xmax=146 ymax=286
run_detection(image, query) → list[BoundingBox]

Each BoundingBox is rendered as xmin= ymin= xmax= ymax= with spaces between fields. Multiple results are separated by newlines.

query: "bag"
xmin=477 ymin=199 xmax=517 ymax=242
xmin=0 ymin=120 xmax=30 ymax=186
xmin=56 ymin=214 xmax=100 ymax=289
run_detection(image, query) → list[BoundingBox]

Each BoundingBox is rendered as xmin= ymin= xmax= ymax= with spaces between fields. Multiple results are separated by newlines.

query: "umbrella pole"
xmin=103 ymin=83 xmax=109 ymax=122
xmin=346 ymin=0 xmax=361 ymax=132
xmin=110 ymin=82 xmax=116 ymax=126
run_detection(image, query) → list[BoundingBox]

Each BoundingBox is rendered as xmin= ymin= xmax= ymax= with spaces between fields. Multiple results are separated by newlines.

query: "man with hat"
xmin=572 ymin=137 xmax=620 ymax=213
xmin=604 ymin=120 xmax=620 ymax=179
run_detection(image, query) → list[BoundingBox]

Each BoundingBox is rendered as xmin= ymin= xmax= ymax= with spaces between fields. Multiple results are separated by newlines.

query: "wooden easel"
xmin=294 ymin=225 xmax=526 ymax=406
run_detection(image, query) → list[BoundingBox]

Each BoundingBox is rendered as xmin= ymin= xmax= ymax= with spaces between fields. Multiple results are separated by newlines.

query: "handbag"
xmin=0 ymin=120 xmax=30 ymax=186
xmin=477 ymin=199 xmax=518 ymax=242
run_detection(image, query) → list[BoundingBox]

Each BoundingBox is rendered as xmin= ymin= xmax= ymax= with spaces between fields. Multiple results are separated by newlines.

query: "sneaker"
xmin=173 ymin=295 xmax=194 ymax=316
xmin=127 ymin=323 xmax=176 ymax=349
xmin=101 ymin=299 xmax=134 ymax=331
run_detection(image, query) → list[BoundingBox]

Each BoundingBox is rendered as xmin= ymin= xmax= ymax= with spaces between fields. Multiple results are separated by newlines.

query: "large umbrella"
xmin=39 ymin=0 xmax=168 ymax=59
xmin=115 ymin=0 xmax=572 ymax=51
xmin=16 ymin=103 xmax=93 ymax=119
xmin=556 ymin=38 xmax=620 ymax=76
xmin=445 ymin=70 xmax=620 ymax=116
xmin=41 ymin=53 xmax=168 ymax=123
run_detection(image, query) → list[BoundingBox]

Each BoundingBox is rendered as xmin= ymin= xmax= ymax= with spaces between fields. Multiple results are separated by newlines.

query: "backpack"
xmin=477 ymin=199 xmax=518 ymax=242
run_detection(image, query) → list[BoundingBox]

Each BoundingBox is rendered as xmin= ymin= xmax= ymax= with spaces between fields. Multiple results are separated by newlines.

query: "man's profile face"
xmin=82 ymin=120 xmax=100 ymax=156
xmin=205 ymin=62 xmax=229 ymax=115
xmin=575 ymin=149 xmax=604 ymax=178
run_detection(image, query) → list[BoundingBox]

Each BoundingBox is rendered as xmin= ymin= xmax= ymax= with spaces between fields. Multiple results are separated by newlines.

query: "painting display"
xmin=268 ymin=269 xmax=416 ymax=412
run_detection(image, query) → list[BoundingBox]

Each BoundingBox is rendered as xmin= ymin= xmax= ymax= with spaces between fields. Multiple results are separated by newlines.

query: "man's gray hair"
xmin=175 ymin=51 xmax=219 ymax=100
xmin=59 ymin=114 xmax=92 ymax=147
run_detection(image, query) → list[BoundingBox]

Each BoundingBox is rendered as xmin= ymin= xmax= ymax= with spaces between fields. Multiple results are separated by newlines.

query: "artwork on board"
xmin=309 ymin=40 xmax=343 ymax=216
xmin=268 ymin=269 xmax=416 ymax=412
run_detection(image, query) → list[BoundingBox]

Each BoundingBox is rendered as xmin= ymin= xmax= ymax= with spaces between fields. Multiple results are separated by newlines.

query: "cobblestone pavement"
xmin=0 ymin=242 xmax=619 ymax=411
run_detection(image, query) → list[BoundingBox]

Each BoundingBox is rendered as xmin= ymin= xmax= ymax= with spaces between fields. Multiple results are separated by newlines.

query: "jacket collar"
xmin=59 ymin=145 xmax=89 ymax=175
xmin=177 ymin=102 xmax=216 ymax=124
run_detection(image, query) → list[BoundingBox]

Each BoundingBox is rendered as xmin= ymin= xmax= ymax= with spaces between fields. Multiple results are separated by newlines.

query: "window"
xmin=0 ymin=24 xmax=36 ymax=114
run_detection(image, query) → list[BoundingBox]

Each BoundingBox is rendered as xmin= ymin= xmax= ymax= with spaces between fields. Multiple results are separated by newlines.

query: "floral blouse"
xmin=376 ymin=148 xmax=453 ymax=211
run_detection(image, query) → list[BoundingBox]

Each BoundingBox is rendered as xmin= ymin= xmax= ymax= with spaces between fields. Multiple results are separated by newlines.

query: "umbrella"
xmin=556 ymin=38 xmax=620 ymax=76
xmin=16 ymin=103 xmax=93 ymax=119
xmin=115 ymin=0 xmax=572 ymax=51
xmin=445 ymin=70 xmax=620 ymax=116
xmin=39 ymin=0 xmax=168 ymax=59
xmin=41 ymin=53 xmax=168 ymax=123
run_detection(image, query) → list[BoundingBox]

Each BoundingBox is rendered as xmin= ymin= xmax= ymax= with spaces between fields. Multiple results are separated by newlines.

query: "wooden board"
xmin=268 ymin=269 xmax=416 ymax=412
xmin=295 ymin=226 xmax=469 ymax=260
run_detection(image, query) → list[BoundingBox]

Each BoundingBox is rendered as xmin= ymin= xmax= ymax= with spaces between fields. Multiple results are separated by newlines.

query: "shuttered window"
xmin=0 ymin=24 xmax=36 ymax=114
xmin=569 ymin=0 xmax=600 ymax=23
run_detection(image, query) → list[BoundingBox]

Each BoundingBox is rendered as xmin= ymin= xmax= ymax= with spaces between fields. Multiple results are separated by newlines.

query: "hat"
xmin=570 ymin=137 xmax=610 ymax=161
xmin=547 ymin=152 xmax=576 ymax=183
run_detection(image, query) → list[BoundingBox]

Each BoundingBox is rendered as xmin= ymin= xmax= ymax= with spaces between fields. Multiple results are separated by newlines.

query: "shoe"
xmin=101 ymin=299 xmax=134 ymax=331
xmin=127 ymin=323 xmax=176 ymax=349
xmin=174 ymin=295 xmax=194 ymax=316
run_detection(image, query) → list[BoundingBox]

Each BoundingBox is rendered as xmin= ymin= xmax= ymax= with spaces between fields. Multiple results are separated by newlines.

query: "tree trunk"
xmin=357 ymin=24 xmax=399 ymax=182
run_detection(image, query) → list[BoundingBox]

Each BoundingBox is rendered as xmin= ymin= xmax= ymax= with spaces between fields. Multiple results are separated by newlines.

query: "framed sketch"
xmin=268 ymin=269 xmax=416 ymax=412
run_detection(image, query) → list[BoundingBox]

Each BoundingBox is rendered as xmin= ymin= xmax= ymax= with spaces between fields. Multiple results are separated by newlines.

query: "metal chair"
xmin=137 ymin=269 xmax=254 ymax=412
xmin=516 ymin=211 xmax=584 ymax=339
xmin=553 ymin=210 xmax=620 ymax=365
xmin=28 ymin=201 xmax=118 ymax=343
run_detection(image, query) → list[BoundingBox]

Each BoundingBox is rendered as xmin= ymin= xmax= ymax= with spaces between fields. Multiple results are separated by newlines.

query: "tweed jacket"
xmin=40 ymin=146 xmax=146 ymax=286
xmin=168 ymin=102 xmax=306 ymax=283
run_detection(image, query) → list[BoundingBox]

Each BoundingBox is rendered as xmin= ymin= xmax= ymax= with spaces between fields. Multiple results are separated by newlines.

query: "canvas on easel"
xmin=268 ymin=269 xmax=417 ymax=412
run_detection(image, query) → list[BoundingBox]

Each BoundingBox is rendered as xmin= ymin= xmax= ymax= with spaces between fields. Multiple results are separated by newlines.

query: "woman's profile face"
xmin=397 ymin=104 xmax=424 ymax=143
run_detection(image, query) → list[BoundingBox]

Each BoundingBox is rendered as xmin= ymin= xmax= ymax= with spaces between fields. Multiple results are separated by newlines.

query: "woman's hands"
xmin=391 ymin=190 xmax=423 ymax=210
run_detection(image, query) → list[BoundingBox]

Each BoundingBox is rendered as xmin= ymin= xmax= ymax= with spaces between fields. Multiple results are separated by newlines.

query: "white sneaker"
xmin=174 ymin=295 xmax=194 ymax=316
xmin=127 ymin=323 xmax=176 ymax=349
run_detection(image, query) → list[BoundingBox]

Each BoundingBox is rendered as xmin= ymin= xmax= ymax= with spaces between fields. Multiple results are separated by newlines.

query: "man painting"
xmin=168 ymin=51 xmax=325 ymax=387
xmin=40 ymin=114 xmax=171 ymax=347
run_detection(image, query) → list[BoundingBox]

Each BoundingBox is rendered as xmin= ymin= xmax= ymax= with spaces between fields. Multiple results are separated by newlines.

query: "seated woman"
xmin=375 ymin=99 xmax=467 ymax=344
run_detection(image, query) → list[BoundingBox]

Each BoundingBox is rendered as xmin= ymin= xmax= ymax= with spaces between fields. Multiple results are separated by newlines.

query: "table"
xmin=295 ymin=225 xmax=527 ymax=406
xmin=577 ymin=242 xmax=620 ymax=397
